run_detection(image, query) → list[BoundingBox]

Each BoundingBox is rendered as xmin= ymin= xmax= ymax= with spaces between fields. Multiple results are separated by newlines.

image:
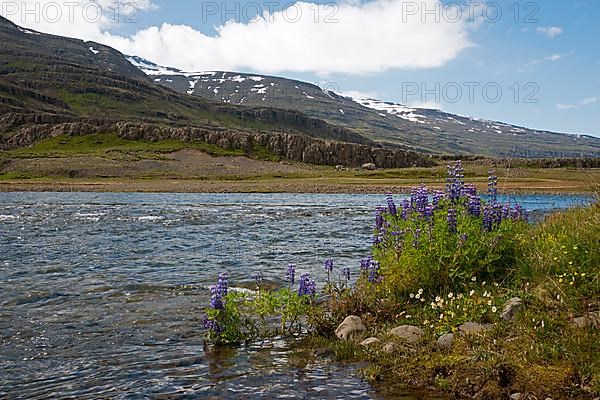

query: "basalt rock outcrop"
xmin=0 ymin=119 xmax=435 ymax=168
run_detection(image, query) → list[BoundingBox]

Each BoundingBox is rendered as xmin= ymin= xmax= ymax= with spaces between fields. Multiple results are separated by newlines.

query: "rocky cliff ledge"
xmin=0 ymin=118 xmax=435 ymax=168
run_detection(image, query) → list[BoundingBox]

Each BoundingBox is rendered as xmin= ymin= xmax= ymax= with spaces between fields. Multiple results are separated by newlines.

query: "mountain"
xmin=0 ymin=16 xmax=433 ymax=168
xmin=129 ymin=57 xmax=600 ymax=158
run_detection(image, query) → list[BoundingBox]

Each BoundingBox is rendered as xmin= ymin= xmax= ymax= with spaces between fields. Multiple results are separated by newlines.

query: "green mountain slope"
xmin=130 ymin=57 xmax=600 ymax=158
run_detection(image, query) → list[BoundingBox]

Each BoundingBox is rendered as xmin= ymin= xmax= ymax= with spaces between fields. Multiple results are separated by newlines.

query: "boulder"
xmin=361 ymin=163 xmax=376 ymax=170
xmin=389 ymin=325 xmax=424 ymax=343
xmin=458 ymin=322 xmax=493 ymax=335
xmin=335 ymin=315 xmax=366 ymax=341
xmin=360 ymin=337 xmax=382 ymax=347
xmin=437 ymin=333 xmax=455 ymax=349
xmin=382 ymin=342 xmax=397 ymax=353
xmin=501 ymin=297 xmax=523 ymax=321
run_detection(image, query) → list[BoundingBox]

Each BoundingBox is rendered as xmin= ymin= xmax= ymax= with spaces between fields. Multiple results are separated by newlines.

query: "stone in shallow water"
xmin=388 ymin=325 xmax=424 ymax=343
xmin=335 ymin=315 xmax=366 ymax=341
xmin=437 ymin=333 xmax=455 ymax=349
xmin=360 ymin=337 xmax=382 ymax=347
xmin=501 ymin=297 xmax=523 ymax=321
xmin=458 ymin=322 xmax=493 ymax=335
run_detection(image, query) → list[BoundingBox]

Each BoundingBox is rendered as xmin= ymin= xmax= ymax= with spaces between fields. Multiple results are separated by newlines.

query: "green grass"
xmin=321 ymin=202 xmax=600 ymax=398
xmin=0 ymin=171 xmax=48 ymax=180
xmin=9 ymin=133 xmax=250 ymax=159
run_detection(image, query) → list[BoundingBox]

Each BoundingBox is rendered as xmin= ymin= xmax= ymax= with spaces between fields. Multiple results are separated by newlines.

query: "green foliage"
xmin=516 ymin=203 xmax=600 ymax=306
xmin=203 ymin=282 xmax=320 ymax=346
xmin=374 ymin=199 xmax=527 ymax=298
xmin=9 ymin=133 xmax=249 ymax=159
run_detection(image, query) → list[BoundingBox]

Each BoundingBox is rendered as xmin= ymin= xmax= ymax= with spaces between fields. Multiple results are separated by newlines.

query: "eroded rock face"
xmin=388 ymin=325 xmax=424 ymax=343
xmin=335 ymin=315 xmax=366 ymax=341
xmin=501 ymin=297 xmax=523 ymax=321
xmin=0 ymin=119 xmax=435 ymax=169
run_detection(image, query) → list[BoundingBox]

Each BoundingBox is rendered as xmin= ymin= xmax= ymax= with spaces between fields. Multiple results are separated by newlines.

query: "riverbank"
xmin=309 ymin=198 xmax=600 ymax=399
xmin=1 ymin=146 xmax=599 ymax=193
xmin=0 ymin=173 xmax=598 ymax=194
xmin=198 ymin=163 xmax=599 ymax=399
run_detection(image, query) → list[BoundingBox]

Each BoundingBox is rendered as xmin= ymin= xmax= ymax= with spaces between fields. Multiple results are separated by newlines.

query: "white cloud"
xmin=580 ymin=97 xmax=598 ymax=105
xmin=556 ymin=97 xmax=599 ymax=110
xmin=1 ymin=0 xmax=474 ymax=75
xmin=556 ymin=104 xmax=576 ymax=110
xmin=526 ymin=52 xmax=571 ymax=67
xmin=536 ymin=26 xmax=563 ymax=38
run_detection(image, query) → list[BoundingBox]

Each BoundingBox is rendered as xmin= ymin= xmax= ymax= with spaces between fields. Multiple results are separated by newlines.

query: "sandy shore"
xmin=0 ymin=178 xmax=596 ymax=194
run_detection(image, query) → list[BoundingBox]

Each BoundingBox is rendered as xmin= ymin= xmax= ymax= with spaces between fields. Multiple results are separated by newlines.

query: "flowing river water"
xmin=0 ymin=192 xmax=592 ymax=399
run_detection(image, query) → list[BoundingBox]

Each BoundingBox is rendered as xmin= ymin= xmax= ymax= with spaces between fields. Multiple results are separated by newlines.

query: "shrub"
xmin=371 ymin=161 xmax=528 ymax=299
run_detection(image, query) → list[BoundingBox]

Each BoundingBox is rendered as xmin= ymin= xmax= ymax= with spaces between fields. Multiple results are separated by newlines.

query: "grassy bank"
xmin=318 ymin=202 xmax=599 ymax=399
xmin=200 ymin=162 xmax=599 ymax=399
xmin=314 ymin=178 xmax=600 ymax=399
xmin=1 ymin=142 xmax=599 ymax=193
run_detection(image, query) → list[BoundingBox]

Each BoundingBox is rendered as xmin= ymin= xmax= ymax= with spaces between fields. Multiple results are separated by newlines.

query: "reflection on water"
xmin=0 ymin=192 xmax=592 ymax=398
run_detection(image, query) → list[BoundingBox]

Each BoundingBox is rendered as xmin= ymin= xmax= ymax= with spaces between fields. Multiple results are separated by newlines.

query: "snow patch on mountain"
xmin=347 ymin=95 xmax=427 ymax=123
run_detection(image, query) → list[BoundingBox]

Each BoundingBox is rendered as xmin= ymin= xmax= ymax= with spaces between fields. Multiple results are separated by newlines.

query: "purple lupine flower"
xmin=467 ymin=195 xmax=481 ymax=217
xmin=286 ymin=264 xmax=296 ymax=287
xmin=493 ymin=202 xmax=503 ymax=226
xmin=209 ymin=273 xmax=228 ymax=310
xmin=298 ymin=273 xmax=316 ymax=296
xmin=511 ymin=203 xmax=528 ymax=222
xmin=412 ymin=228 xmax=422 ymax=248
xmin=423 ymin=205 xmax=434 ymax=221
xmin=360 ymin=256 xmax=372 ymax=272
xmin=341 ymin=267 xmax=351 ymax=281
xmin=414 ymin=185 xmax=429 ymax=214
xmin=447 ymin=208 xmax=457 ymax=233
xmin=483 ymin=205 xmax=494 ymax=232
xmin=459 ymin=233 xmax=468 ymax=246
xmin=386 ymin=194 xmax=397 ymax=216
xmin=446 ymin=160 xmax=464 ymax=203
xmin=203 ymin=315 xmax=223 ymax=335
xmin=488 ymin=169 xmax=498 ymax=204
xmin=374 ymin=206 xmax=386 ymax=230
xmin=368 ymin=260 xmax=381 ymax=283
xmin=401 ymin=199 xmax=411 ymax=220
xmin=462 ymin=184 xmax=477 ymax=197
xmin=432 ymin=190 xmax=445 ymax=210
xmin=372 ymin=234 xmax=383 ymax=246
xmin=502 ymin=202 xmax=511 ymax=220
xmin=324 ymin=258 xmax=334 ymax=273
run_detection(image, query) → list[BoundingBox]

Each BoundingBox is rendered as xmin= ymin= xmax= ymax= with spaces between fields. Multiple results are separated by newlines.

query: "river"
xmin=0 ymin=192 xmax=592 ymax=399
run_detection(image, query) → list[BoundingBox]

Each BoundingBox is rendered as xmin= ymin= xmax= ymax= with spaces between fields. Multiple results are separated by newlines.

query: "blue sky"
xmin=3 ymin=0 xmax=599 ymax=136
